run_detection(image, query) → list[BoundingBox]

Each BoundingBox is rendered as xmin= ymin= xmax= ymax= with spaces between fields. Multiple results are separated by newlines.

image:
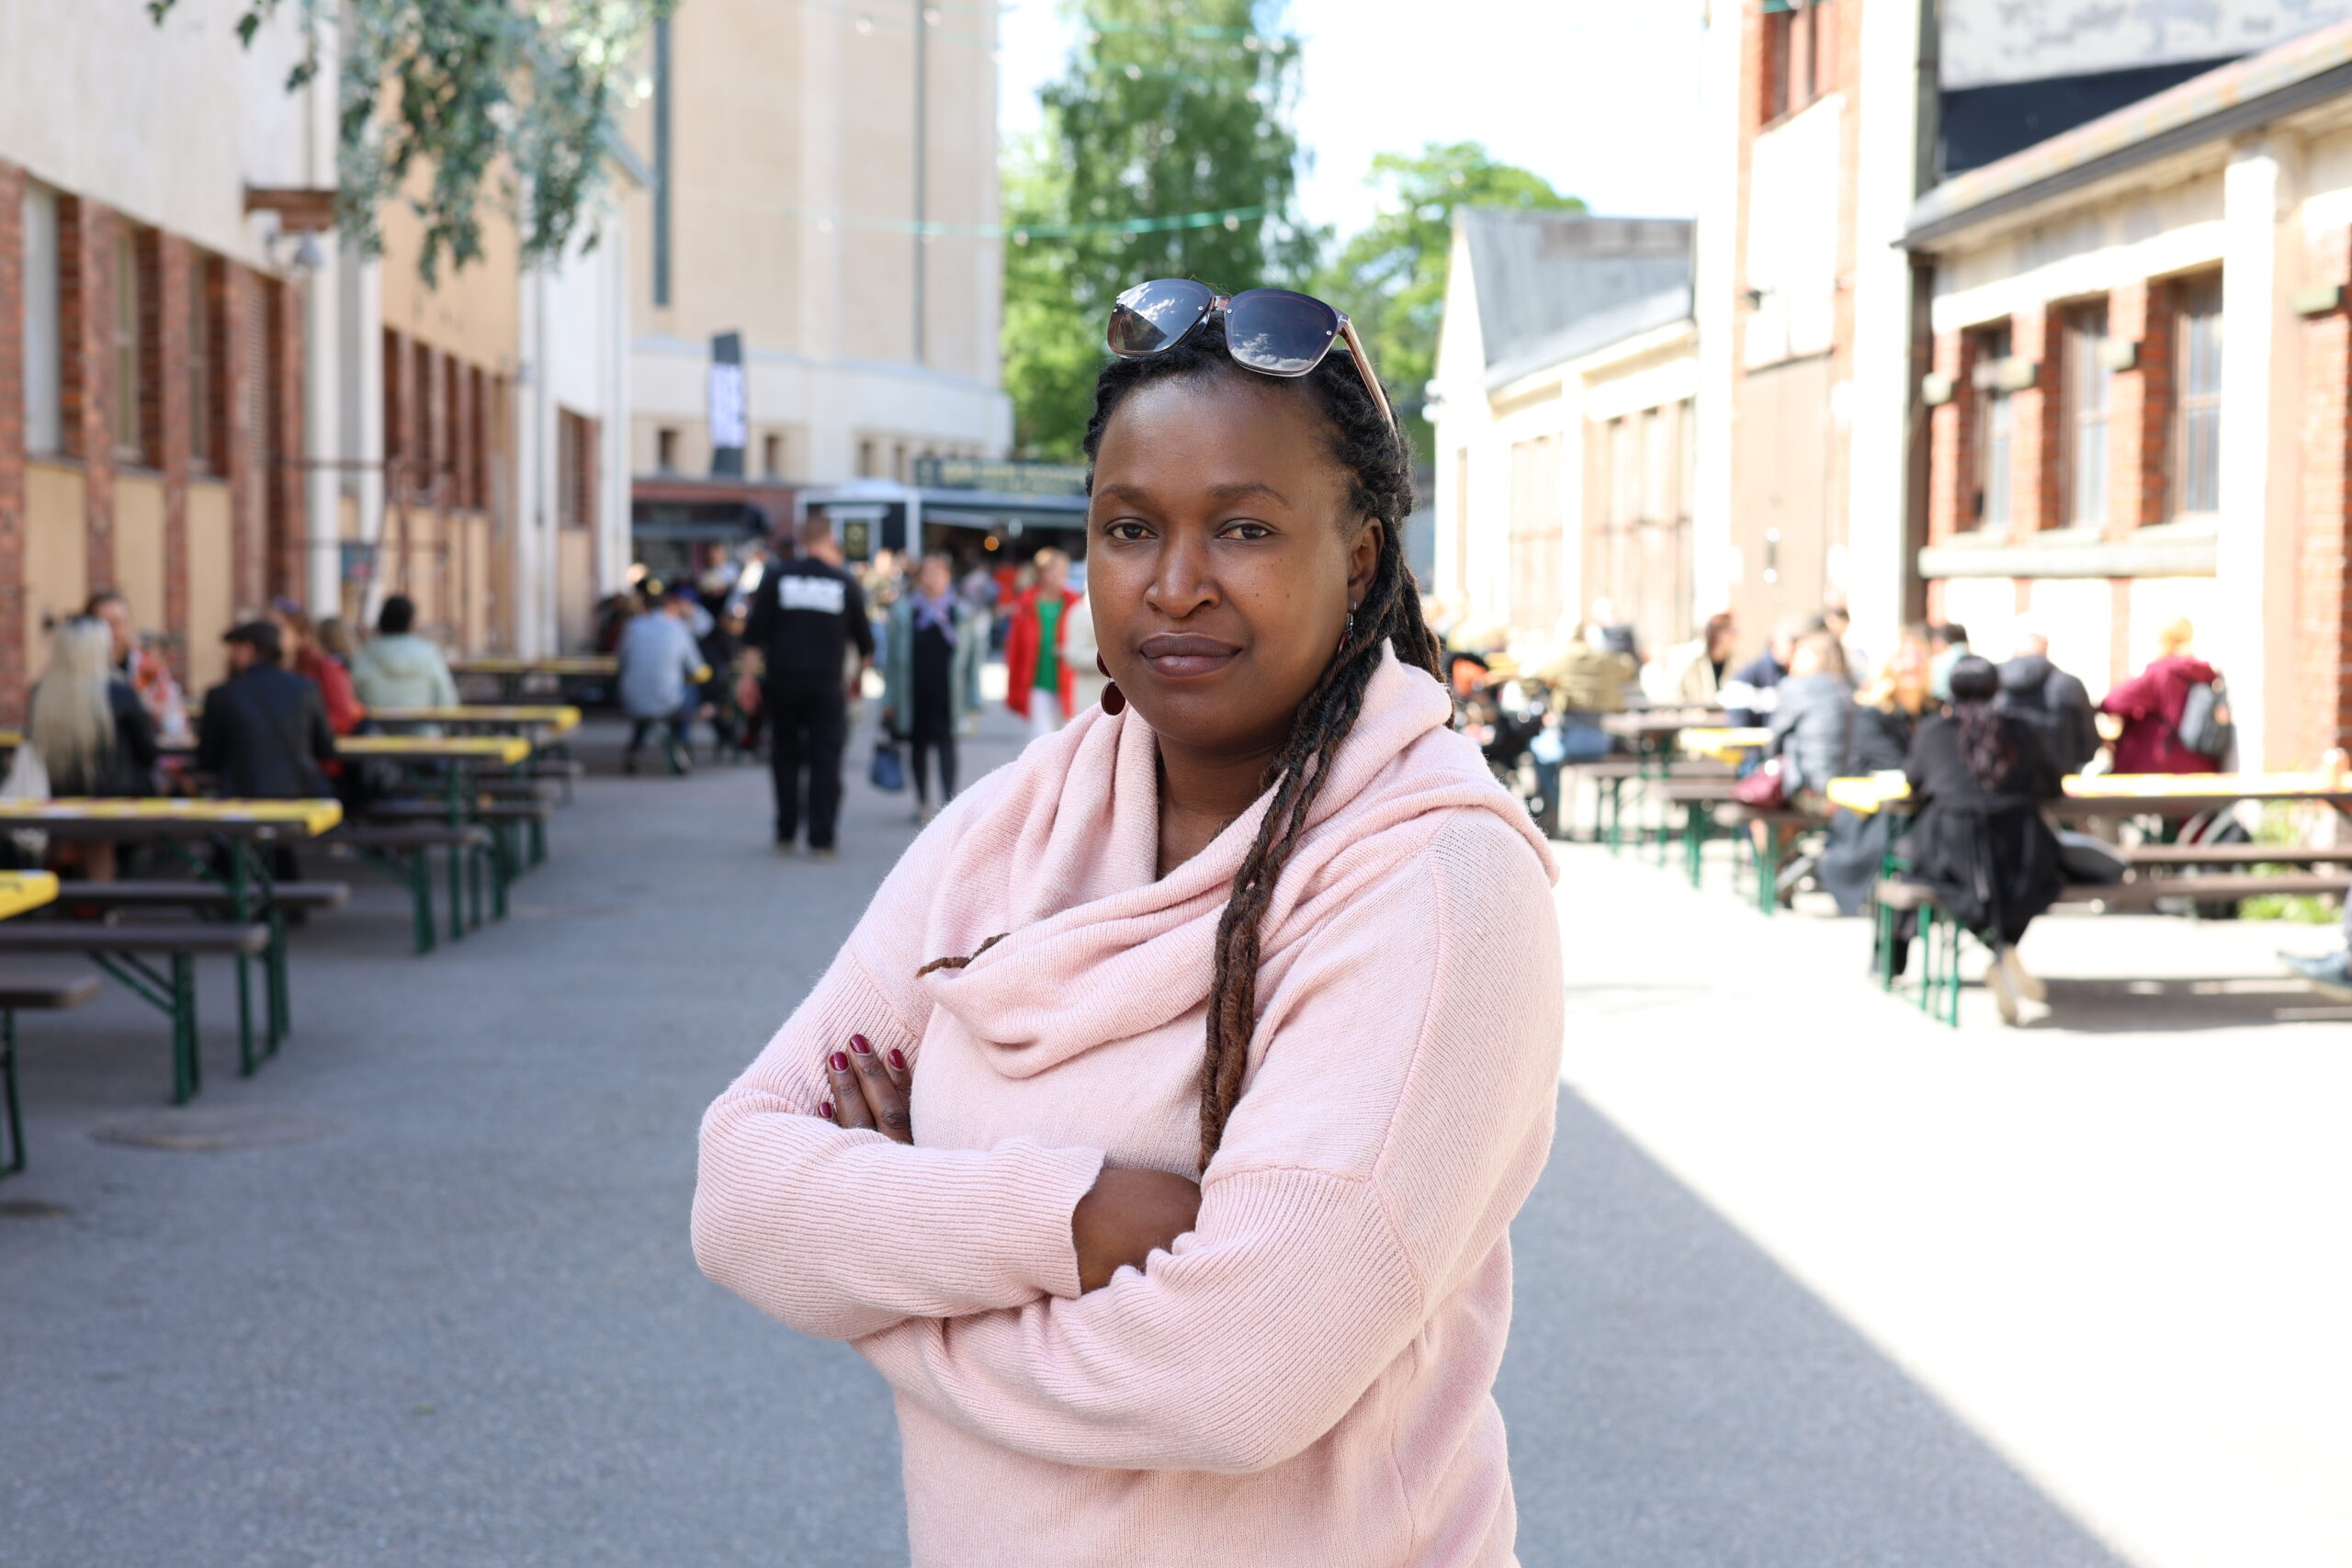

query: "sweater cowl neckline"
xmin=917 ymin=646 xmax=1554 ymax=1076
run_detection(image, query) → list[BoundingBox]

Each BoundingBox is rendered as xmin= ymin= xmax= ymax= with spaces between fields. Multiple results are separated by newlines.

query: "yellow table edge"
xmin=0 ymin=798 xmax=343 ymax=833
xmin=0 ymin=869 xmax=60 ymax=919
xmin=339 ymin=735 xmax=532 ymax=764
xmin=371 ymin=706 xmax=581 ymax=734
xmin=1679 ymin=727 xmax=1770 ymax=761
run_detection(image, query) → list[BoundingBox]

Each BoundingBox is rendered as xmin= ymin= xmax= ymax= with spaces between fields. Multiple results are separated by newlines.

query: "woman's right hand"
xmin=1071 ymin=1168 xmax=1202 ymax=1292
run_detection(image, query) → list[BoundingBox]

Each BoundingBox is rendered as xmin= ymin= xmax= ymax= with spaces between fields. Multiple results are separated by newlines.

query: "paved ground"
xmin=1 ymin=710 xmax=2343 ymax=1566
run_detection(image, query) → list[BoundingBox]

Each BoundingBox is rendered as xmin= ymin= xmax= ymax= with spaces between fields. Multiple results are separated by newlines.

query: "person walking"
xmin=1996 ymin=626 xmax=2100 ymax=774
xmin=350 ymin=594 xmax=459 ymax=711
xmin=1900 ymin=655 xmax=2066 ymax=1022
xmin=694 ymin=282 xmax=1561 ymax=1567
xmin=743 ymin=514 xmax=873 ymax=855
xmin=618 ymin=591 xmax=710 ymax=775
xmin=1001 ymin=547 xmax=1080 ymax=738
xmin=882 ymin=551 xmax=978 ymax=824
xmin=26 ymin=616 xmax=160 ymax=880
xmin=2099 ymin=617 xmax=2226 ymax=774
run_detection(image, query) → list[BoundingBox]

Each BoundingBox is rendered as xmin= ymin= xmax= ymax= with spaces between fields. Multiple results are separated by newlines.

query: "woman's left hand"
xmin=818 ymin=1034 xmax=913 ymax=1144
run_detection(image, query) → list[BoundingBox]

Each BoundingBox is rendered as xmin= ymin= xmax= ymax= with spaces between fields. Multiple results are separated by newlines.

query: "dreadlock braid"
xmin=1081 ymin=315 xmax=1442 ymax=1169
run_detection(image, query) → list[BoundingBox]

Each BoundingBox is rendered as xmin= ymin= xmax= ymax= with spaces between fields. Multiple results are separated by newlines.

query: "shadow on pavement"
xmin=1502 ymin=1087 xmax=2131 ymax=1568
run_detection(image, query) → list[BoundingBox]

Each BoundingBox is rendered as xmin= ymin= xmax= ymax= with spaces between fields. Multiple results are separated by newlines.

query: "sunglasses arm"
xmin=1337 ymin=316 xmax=1399 ymax=433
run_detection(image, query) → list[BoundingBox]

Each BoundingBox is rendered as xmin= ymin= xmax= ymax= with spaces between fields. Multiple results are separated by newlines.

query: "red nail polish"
xmin=818 ymin=1099 xmax=833 ymax=1118
xmin=888 ymin=1048 xmax=907 ymax=1070
xmin=850 ymin=1035 xmax=872 ymax=1055
xmin=830 ymin=1052 xmax=850 ymax=1071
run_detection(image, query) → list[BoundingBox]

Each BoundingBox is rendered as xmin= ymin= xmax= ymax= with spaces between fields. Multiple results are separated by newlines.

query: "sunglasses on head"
xmin=1106 ymin=279 xmax=1397 ymax=431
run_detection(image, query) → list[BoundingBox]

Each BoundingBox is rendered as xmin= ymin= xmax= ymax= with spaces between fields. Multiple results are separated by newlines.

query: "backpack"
xmin=2175 ymin=676 xmax=2234 ymax=760
xmin=1996 ymin=671 xmax=2075 ymax=772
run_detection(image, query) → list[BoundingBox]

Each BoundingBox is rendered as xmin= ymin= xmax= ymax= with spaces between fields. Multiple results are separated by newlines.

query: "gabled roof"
xmin=1457 ymin=210 xmax=1694 ymax=389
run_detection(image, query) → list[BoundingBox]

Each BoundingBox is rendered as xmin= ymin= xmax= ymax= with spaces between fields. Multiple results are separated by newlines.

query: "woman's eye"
xmin=1222 ymin=521 xmax=1273 ymax=541
xmin=1103 ymin=520 xmax=1153 ymax=542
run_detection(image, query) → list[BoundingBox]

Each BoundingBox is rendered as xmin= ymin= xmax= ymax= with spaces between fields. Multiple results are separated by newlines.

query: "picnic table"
xmin=0 ymin=798 xmax=341 ymax=1074
xmin=449 ymin=655 xmax=616 ymax=703
xmin=1678 ymin=727 xmax=1770 ymax=764
xmin=0 ymin=870 xmax=59 ymax=919
xmin=368 ymin=705 xmax=582 ymax=736
xmin=1829 ymin=770 xmax=2352 ymax=818
xmin=1601 ymin=708 xmax=1730 ymax=743
xmin=341 ymin=733 xmax=540 ymax=919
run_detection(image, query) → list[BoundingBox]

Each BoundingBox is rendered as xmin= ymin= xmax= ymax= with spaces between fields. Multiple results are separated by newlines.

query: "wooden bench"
xmin=368 ymin=795 xmax=555 ymax=872
xmin=2118 ymin=843 xmax=2352 ymax=868
xmin=48 ymin=880 xmax=350 ymax=916
xmin=1 ymin=971 xmax=101 ymax=1177
xmin=1875 ymin=870 xmax=2351 ymax=1025
xmin=321 ymin=822 xmax=496 ymax=953
xmin=0 ymin=923 xmax=271 ymax=1099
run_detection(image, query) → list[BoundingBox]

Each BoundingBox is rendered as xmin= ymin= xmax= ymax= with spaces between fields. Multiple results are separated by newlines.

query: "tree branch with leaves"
xmin=146 ymin=0 xmax=673 ymax=284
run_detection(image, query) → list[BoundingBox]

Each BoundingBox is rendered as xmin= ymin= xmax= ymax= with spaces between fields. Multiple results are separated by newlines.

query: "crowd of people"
xmin=6 ymin=591 xmax=463 ymax=884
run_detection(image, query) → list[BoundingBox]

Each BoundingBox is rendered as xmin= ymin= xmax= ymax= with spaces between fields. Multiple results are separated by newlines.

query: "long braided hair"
xmin=1081 ymin=317 xmax=1443 ymax=1168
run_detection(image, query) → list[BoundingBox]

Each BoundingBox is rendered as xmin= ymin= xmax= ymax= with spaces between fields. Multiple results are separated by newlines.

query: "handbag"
xmin=1732 ymin=756 xmax=1786 ymax=809
xmin=868 ymin=738 xmax=907 ymax=794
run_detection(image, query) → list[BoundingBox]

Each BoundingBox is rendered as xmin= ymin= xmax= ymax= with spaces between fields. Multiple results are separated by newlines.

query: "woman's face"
xmin=1087 ymin=374 xmax=1377 ymax=761
xmin=918 ymin=558 xmax=952 ymax=598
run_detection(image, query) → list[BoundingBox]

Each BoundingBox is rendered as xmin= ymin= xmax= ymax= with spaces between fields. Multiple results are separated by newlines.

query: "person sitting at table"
xmin=1761 ymin=630 xmax=1855 ymax=905
xmin=270 ymin=600 xmax=366 ymax=738
xmin=1900 ymin=655 xmax=2065 ymax=1023
xmin=1817 ymin=629 xmax=1932 ymax=918
xmin=27 ymin=615 xmax=161 ymax=882
xmin=85 ymin=589 xmax=192 ymax=746
xmin=2098 ymin=617 xmax=2225 ymax=775
xmin=618 ymin=590 xmax=710 ymax=775
xmin=1648 ymin=612 xmax=1736 ymax=707
xmin=1722 ymin=613 xmax=1815 ymax=728
xmin=198 ymin=622 xmax=337 ymax=801
xmin=350 ymin=594 xmax=459 ymax=712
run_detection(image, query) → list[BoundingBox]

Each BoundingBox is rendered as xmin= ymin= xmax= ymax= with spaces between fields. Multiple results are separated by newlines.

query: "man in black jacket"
xmin=743 ymin=515 xmax=875 ymax=855
xmin=1996 ymin=628 xmax=2100 ymax=775
xmin=197 ymin=622 xmax=337 ymax=798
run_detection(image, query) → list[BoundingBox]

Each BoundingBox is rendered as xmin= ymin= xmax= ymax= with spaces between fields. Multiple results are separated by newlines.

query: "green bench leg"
xmin=174 ymin=953 xmax=199 ymax=1099
xmin=410 ymin=850 xmax=436 ymax=954
xmin=2 ymin=1010 xmax=21 ymax=1177
xmin=1756 ymin=829 xmax=1782 ymax=917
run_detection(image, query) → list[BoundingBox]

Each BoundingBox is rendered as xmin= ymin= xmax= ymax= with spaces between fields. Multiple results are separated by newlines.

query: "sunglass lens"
xmin=1222 ymin=290 xmax=1340 ymax=376
xmin=1108 ymin=279 xmax=1216 ymax=357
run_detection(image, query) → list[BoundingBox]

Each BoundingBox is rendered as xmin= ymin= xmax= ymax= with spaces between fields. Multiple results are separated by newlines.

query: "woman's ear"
xmin=1347 ymin=517 xmax=1382 ymax=604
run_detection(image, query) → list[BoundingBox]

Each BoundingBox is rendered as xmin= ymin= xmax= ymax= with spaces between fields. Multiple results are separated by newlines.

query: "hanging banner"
xmin=707 ymin=331 xmax=747 ymax=479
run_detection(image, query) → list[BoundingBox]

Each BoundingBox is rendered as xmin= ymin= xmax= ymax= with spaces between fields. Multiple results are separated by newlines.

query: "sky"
xmin=995 ymin=0 xmax=1710 ymax=242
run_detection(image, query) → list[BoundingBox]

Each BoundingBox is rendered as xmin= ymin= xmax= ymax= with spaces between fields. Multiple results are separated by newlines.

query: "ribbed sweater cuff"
xmin=982 ymin=1140 xmax=1104 ymax=1301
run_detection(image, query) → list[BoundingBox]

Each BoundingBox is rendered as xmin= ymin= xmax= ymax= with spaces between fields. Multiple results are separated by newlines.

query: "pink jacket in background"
xmin=2100 ymin=654 xmax=2222 ymax=774
xmin=694 ymin=650 xmax=1562 ymax=1567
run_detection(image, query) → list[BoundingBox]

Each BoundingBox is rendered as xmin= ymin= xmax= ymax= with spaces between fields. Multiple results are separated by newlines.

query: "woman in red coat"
xmin=2099 ymin=617 xmax=2222 ymax=774
xmin=1001 ymin=547 xmax=1081 ymax=737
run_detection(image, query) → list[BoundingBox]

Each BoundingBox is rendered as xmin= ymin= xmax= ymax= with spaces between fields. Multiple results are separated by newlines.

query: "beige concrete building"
xmin=620 ymin=0 xmax=1010 ymax=561
xmin=0 ymin=0 xmax=633 ymax=723
xmin=1430 ymin=212 xmax=1697 ymax=662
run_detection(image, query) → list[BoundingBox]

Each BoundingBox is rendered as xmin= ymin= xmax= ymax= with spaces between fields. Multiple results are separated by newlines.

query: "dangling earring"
xmin=1096 ymin=653 xmax=1126 ymax=715
xmin=1336 ymin=608 xmax=1356 ymax=657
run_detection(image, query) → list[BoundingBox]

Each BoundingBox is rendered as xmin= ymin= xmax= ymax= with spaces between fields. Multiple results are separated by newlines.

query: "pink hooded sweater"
xmin=693 ymin=649 xmax=1562 ymax=1567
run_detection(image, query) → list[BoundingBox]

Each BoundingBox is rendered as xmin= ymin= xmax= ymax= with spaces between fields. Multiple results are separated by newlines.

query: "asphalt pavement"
xmin=0 ymin=703 xmax=2211 ymax=1567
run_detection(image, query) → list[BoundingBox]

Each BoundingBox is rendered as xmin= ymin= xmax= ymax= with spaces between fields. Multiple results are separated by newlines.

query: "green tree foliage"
xmin=1003 ymin=1 xmax=1314 ymax=459
xmin=1315 ymin=142 xmax=1583 ymax=457
xmin=146 ymin=0 xmax=674 ymax=283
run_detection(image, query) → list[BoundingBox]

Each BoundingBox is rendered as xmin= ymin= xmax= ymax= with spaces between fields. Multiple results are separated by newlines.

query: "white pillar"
xmin=1690 ymin=0 xmax=1747 ymax=623
xmin=1844 ymin=0 xmax=1926 ymax=663
xmin=2215 ymin=135 xmax=2301 ymax=770
xmin=303 ymin=247 xmax=342 ymax=615
xmin=345 ymin=249 xmax=385 ymax=626
xmin=601 ymin=230 xmax=632 ymax=603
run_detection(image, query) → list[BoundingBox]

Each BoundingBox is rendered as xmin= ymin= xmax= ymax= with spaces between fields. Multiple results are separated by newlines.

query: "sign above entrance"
xmin=911 ymin=457 xmax=1088 ymax=496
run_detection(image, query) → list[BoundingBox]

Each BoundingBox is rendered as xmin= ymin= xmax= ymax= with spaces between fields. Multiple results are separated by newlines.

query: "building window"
xmin=1969 ymin=321 xmax=2013 ymax=531
xmin=1761 ymin=0 xmax=1837 ymax=126
xmin=1508 ymin=433 xmax=1564 ymax=633
xmin=655 ymin=426 xmax=680 ymax=473
xmin=187 ymin=252 xmax=219 ymax=473
xmin=857 ymin=438 xmax=878 ymax=479
xmin=413 ymin=340 xmax=437 ymax=496
xmin=2061 ymin=302 xmax=2109 ymax=528
xmin=21 ymin=182 xmax=62 ymax=455
xmin=383 ymin=328 xmax=405 ymax=470
xmin=762 ymin=432 xmax=783 ymax=478
xmin=557 ymin=410 xmax=596 ymax=528
xmin=2172 ymin=274 xmax=2223 ymax=518
xmin=113 ymin=230 xmax=144 ymax=462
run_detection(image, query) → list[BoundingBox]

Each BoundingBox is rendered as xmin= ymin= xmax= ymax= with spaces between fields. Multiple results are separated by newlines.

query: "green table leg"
xmin=2 ymin=1011 xmax=21 ymax=1176
xmin=223 ymin=841 xmax=256 ymax=1077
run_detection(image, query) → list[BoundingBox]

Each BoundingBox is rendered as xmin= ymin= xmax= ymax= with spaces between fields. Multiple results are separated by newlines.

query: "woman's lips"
xmin=1137 ymin=634 xmax=1241 ymax=679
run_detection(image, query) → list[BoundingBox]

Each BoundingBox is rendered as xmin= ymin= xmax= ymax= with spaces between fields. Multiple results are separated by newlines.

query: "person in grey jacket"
xmin=350 ymin=595 xmax=459 ymax=711
xmin=1767 ymin=632 xmax=1856 ymax=800
xmin=1996 ymin=629 xmax=2100 ymax=775
xmin=881 ymin=551 xmax=984 ymax=822
xmin=617 ymin=592 xmax=709 ymax=774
